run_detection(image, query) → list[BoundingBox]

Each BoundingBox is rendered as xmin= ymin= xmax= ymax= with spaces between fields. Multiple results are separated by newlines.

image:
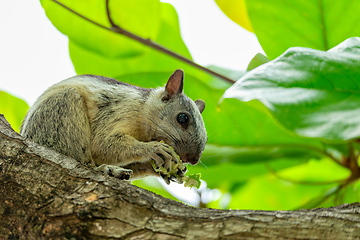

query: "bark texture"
xmin=1 ymin=114 xmax=360 ymax=240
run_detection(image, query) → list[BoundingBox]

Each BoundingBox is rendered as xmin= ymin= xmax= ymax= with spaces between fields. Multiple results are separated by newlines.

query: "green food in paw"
xmin=151 ymin=157 xmax=184 ymax=178
xmin=151 ymin=161 xmax=168 ymax=174
xmin=183 ymin=173 xmax=202 ymax=189
xmin=152 ymin=141 xmax=201 ymax=188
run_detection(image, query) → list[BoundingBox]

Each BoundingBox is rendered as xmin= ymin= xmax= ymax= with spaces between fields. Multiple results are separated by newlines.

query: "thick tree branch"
xmin=1 ymin=114 xmax=360 ymax=239
xmin=51 ymin=0 xmax=236 ymax=84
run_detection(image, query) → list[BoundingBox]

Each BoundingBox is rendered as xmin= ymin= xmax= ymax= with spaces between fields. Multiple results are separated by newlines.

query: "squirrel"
xmin=20 ymin=69 xmax=207 ymax=184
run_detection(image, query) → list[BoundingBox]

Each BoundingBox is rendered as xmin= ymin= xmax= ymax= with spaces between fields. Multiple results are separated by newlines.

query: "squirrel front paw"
xmin=148 ymin=141 xmax=179 ymax=173
xmin=95 ymin=164 xmax=133 ymax=180
xmin=148 ymin=141 xmax=187 ymax=185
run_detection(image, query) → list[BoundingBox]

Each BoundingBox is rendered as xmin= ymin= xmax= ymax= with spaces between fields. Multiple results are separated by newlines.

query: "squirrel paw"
xmin=170 ymin=165 xmax=188 ymax=184
xmin=148 ymin=141 xmax=188 ymax=185
xmin=148 ymin=141 xmax=179 ymax=173
xmin=95 ymin=164 xmax=133 ymax=180
xmin=155 ymin=161 xmax=187 ymax=185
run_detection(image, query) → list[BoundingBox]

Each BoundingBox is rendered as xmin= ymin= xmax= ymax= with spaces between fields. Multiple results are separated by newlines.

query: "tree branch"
xmin=51 ymin=0 xmax=236 ymax=84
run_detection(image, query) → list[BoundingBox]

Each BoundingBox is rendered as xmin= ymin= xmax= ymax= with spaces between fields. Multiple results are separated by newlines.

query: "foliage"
xmin=217 ymin=0 xmax=360 ymax=59
xmin=2 ymin=0 xmax=360 ymax=210
xmin=223 ymin=38 xmax=360 ymax=141
xmin=0 ymin=91 xmax=29 ymax=133
xmin=215 ymin=0 xmax=253 ymax=32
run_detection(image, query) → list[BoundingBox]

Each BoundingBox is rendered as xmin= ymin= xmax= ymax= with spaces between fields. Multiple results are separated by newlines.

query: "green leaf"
xmin=245 ymin=0 xmax=360 ymax=59
xmin=223 ymin=37 xmax=360 ymax=142
xmin=0 ymin=91 xmax=29 ymax=133
xmin=215 ymin=0 xmax=253 ymax=32
xmin=68 ymin=2 xmax=194 ymax=77
xmin=247 ymin=53 xmax=269 ymax=71
xmin=40 ymin=0 xmax=161 ymax=57
xmin=183 ymin=173 xmax=202 ymax=189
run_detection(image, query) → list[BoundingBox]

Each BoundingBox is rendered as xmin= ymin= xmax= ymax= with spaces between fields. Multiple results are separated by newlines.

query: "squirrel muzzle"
xmin=180 ymin=152 xmax=202 ymax=165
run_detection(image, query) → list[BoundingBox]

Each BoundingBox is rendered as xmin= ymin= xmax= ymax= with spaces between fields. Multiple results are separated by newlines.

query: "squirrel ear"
xmin=195 ymin=99 xmax=205 ymax=113
xmin=163 ymin=69 xmax=184 ymax=100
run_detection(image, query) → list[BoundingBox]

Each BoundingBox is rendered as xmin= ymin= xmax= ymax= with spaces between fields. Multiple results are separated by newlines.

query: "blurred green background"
xmin=2 ymin=0 xmax=360 ymax=210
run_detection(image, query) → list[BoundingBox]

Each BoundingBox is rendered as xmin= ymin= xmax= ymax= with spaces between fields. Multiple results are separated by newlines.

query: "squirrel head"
xmin=145 ymin=69 xmax=207 ymax=165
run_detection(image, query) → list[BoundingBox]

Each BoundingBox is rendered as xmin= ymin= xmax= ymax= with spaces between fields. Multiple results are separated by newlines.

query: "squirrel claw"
xmin=176 ymin=168 xmax=185 ymax=177
xmin=95 ymin=164 xmax=133 ymax=180
xmin=169 ymin=175 xmax=176 ymax=182
xmin=161 ymin=173 xmax=171 ymax=185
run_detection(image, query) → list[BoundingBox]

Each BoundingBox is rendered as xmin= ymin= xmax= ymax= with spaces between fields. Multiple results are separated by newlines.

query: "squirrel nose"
xmin=180 ymin=153 xmax=201 ymax=165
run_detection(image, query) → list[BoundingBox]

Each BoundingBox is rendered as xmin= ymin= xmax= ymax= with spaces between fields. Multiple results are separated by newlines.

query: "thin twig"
xmin=52 ymin=0 xmax=235 ymax=84
xmin=105 ymin=0 xmax=115 ymax=27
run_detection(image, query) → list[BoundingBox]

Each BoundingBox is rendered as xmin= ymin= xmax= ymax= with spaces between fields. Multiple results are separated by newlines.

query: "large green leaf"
xmin=245 ymin=0 xmax=360 ymax=59
xmin=40 ymin=0 xmax=161 ymax=57
xmin=0 ymin=91 xmax=29 ymax=133
xmin=223 ymin=37 xmax=360 ymax=142
xmin=68 ymin=2 xmax=197 ymax=78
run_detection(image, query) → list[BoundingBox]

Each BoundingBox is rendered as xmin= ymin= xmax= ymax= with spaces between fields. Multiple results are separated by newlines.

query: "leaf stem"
xmin=51 ymin=0 xmax=235 ymax=84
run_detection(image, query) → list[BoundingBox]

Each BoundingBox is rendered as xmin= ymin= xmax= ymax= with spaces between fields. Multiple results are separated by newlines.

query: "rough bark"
xmin=0 ymin=114 xmax=360 ymax=240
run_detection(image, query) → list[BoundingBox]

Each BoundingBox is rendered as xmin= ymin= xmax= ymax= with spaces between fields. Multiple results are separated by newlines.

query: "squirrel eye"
xmin=177 ymin=113 xmax=189 ymax=127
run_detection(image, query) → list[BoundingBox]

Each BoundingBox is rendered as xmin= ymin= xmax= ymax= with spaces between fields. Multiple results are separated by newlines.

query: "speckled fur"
xmin=20 ymin=72 xmax=207 ymax=180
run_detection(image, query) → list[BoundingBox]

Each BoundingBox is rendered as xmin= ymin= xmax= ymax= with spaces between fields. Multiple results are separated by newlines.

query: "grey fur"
xmin=21 ymin=71 xmax=207 ymax=182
